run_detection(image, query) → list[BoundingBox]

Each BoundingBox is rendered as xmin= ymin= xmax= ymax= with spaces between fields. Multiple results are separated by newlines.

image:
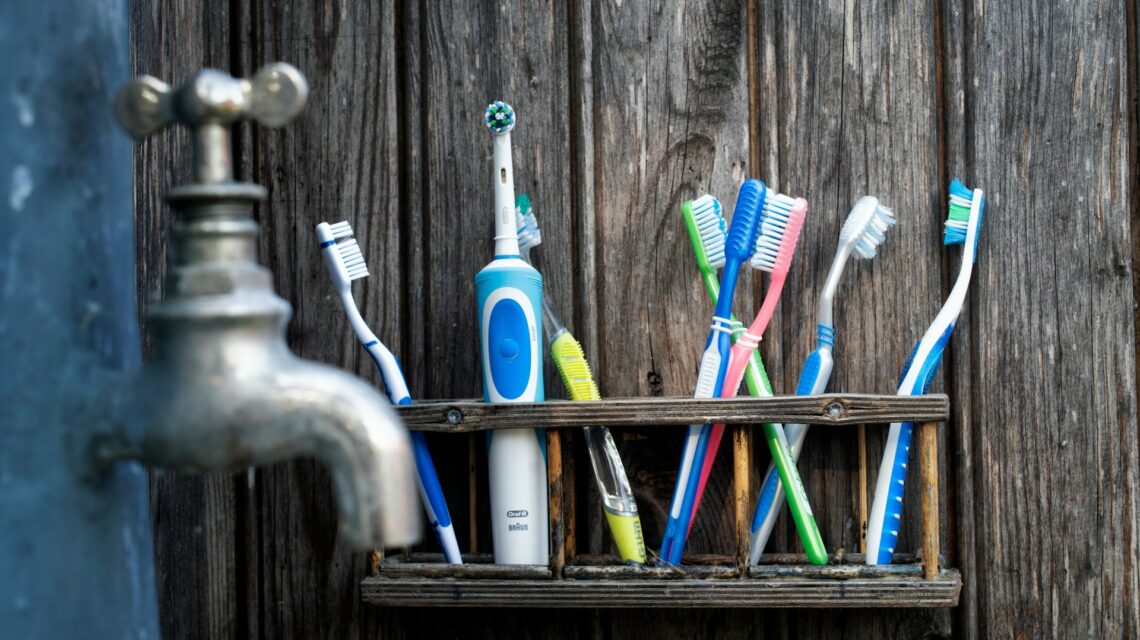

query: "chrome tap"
xmin=97 ymin=63 xmax=420 ymax=550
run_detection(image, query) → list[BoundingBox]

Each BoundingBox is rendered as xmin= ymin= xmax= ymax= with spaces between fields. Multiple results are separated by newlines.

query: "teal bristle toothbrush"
xmin=516 ymin=195 xmax=647 ymax=564
xmin=660 ymin=179 xmax=765 ymax=566
xmin=679 ymin=191 xmax=825 ymax=566
xmin=314 ymin=220 xmax=462 ymax=564
xmin=866 ymin=179 xmax=985 ymax=565
xmin=476 ymin=101 xmax=548 ymax=564
xmin=748 ymin=196 xmax=896 ymax=564
xmin=680 ymin=195 xmax=826 ymax=564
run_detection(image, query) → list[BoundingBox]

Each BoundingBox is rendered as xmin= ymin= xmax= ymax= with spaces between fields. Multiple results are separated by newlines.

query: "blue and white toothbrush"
xmin=748 ymin=196 xmax=895 ymax=564
xmin=659 ymin=179 xmax=765 ymax=565
xmin=315 ymin=221 xmax=462 ymax=564
xmin=476 ymin=101 xmax=548 ymax=564
xmin=865 ymin=179 xmax=985 ymax=565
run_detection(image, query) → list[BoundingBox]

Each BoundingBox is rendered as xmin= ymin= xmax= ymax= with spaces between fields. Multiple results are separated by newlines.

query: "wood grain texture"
xmin=754 ymin=0 xmax=946 ymax=564
xmin=396 ymin=394 xmax=949 ymax=431
xmin=128 ymin=3 xmax=243 ymax=639
xmin=128 ymin=0 xmax=1140 ymax=637
xmin=919 ymin=422 xmax=940 ymax=580
xmin=237 ymin=2 xmax=403 ymax=638
xmin=749 ymin=1 xmax=953 ymax=636
xmin=361 ymin=571 xmax=961 ymax=608
xmin=944 ymin=0 xmax=1140 ymax=637
xmin=578 ymin=0 xmax=752 ymax=560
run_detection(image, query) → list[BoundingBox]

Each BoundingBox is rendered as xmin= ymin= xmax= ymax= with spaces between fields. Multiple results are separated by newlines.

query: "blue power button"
xmin=499 ymin=338 xmax=520 ymax=359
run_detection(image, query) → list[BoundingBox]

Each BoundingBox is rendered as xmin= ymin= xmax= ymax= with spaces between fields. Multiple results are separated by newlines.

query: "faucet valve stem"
xmin=114 ymin=63 xmax=308 ymax=184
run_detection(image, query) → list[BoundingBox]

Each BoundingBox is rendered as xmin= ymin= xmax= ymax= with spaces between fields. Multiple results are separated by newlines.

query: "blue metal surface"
xmin=0 ymin=0 xmax=160 ymax=636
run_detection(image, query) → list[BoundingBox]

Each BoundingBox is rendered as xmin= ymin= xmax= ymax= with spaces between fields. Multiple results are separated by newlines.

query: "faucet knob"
xmin=114 ymin=63 xmax=308 ymax=183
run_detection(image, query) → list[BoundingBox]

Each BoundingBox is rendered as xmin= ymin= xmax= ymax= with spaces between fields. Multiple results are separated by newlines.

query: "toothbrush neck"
xmin=816 ymin=244 xmax=852 ymax=329
xmin=541 ymin=297 xmax=566 ymax=341
xmin=713 ymin=264 xmax=741 ymax=319
xmin=492 ymin=134 xmax=519 ymax=256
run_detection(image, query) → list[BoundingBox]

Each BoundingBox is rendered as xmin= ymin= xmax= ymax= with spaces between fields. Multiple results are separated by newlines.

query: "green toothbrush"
xmin=516 ymin=195 xmax=647 ymax=564
xmin=682 ymin=195 xmax=827 ymax=564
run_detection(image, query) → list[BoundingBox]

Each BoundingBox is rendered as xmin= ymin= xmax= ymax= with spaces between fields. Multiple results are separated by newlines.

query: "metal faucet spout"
xmin=103 ymin=63 xmax=422 ymax=551
xmin=117 ymin=355 xmax=420 ymax=550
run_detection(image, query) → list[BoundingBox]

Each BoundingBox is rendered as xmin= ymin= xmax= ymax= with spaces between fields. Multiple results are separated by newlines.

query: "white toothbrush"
xmin=315 ymin=220 xmax=462 ymax=564
xmin=748 ymin=196 xmax=895 ymax=564
xmin=865 ymin=179 xmax=985 ymax=565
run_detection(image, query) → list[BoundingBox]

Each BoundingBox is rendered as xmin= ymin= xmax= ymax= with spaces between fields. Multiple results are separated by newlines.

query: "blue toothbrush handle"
xmin=365 ymin=348 xmax=462 ymax=564
xmin=870 ymin=326 xmax=951 ymax=564
xmin=660 ymin=322 xmax=731 ymax=565
xmin=409 ymin=429 xmax=462 ymax=563
xmin=873 ymin=421 xmax=915 ymax=564
xmin=476 ymin=261 xmax=548 ymax=565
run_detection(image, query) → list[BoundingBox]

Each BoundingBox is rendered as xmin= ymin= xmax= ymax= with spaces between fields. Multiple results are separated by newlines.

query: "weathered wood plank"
xmin=361 ymin=571 xmax=962 ymax=608
xmin=404 ymin=0 xmax=575 ymax=560
xmin=396 ymin=394 xmax=948 ymax=431
xmin=236 ymin=1 xmax=403 ymax=638
xmin=128 ymin=3 xmax=242 ymax=639
xmin=919 ymin=422 xmax=940 ymax=580
xmin=379 ymin=563 xmax=551 ymax=580
xmin=751 ymin=1 xmax=952 ymax=636
xmin=755 ymin=0 xmax=947 ymax=566
xmin=578 ymin=0 xmax=752 ymax=563
xmin=397 ymin=3 xmax=586 ymax=640
xmin=944 ymin=0 xmax=1140 ymax=637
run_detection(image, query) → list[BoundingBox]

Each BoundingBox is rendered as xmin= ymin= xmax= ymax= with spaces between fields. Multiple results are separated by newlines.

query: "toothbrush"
xmin=516 ymin=195 xmax=647 ymax=564
xmin=680 ymin=195 xmax=826 ymax=564
xmin=660 ymin=179 xmax=766 ymax=565
xmin=476 ymin=101 xmax=549 ymax=564
xmin=314 ymin=220 xmax=462 ymax=564
xmin=748 ymin=196 xmax=896 ymax=564
xmin=676 ymin=192 xmax=824 ymax=566
xmin=865 ymin=179 xmax=985 ymax=565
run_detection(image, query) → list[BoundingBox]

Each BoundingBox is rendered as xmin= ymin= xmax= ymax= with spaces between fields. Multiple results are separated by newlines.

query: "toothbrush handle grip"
xmin=749 ymin=347 xmax=832 ymax=563
xmin=868 ymin=421 xmax=914 ymax=565
xmin=410 ymin=431 xmax=463 ymax=564
xmin=704 ymin=346 xmax=827 ymax=566
xmin=682 ymin=342 xmax=754 ymax=537
xmin=867 ymin=337 xmax=946 ymax=565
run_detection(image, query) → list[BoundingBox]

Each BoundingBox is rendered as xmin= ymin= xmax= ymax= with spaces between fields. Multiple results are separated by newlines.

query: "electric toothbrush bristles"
xmin=484 ymin=100 xmax=516 ymax=134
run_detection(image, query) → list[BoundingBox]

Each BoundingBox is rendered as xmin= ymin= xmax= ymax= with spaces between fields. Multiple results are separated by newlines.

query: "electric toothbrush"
xmin=476 ymin=101 xmax=548 ymax=564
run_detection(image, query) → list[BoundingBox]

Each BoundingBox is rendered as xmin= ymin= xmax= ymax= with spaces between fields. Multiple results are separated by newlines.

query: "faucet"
xmin=95 ymin=63 xmax=420 ymax=550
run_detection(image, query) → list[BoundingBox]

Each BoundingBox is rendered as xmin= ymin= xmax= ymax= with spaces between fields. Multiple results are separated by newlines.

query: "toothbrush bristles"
xmin=852 ymin=205 xmax=896 ymax=260
xmin=515 ymin=208 xmax=542 ymax=252
xmin=336 ymin=238 xmax=370 ymax=281
xmin=328 ymin=220 xmax=354 ymax=240
xmin=750 ymin=194 xmax=806 ymax=273
xmin=944 ymin=178 xmax=975 ymax=245
xmin=484 ymin=100 xmax=516 ymax=134
xmin=690 ymin=195 xmax=726 ymax=269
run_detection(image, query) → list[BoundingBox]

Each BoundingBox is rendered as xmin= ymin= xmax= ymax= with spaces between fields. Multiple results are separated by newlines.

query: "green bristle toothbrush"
xmin=681 ymin=194 xmax=823 ymax=562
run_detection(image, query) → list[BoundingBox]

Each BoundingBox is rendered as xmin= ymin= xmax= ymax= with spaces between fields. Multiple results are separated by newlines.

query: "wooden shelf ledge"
xmin=361 ymin=568 xmax=962 ymax=609
xmin=396 ymin=393 xmax=949 ymax=432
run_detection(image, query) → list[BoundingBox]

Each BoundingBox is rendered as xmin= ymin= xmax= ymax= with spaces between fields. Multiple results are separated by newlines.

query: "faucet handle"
xmin=114 ymin=63 xmax=308 ymax=183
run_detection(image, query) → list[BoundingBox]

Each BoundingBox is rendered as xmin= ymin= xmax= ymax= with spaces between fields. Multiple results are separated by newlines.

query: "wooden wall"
xmin=130 ymin=1 xmax=1140 ymax=638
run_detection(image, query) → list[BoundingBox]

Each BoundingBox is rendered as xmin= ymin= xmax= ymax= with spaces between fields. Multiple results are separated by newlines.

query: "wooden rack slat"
xmin=361 ymin=570 xmax=962 ymax=608
xmin=397 ymin=394 xmax=949 ymax=432
xmin=365 ymin=398 xmax=958 ymax=610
